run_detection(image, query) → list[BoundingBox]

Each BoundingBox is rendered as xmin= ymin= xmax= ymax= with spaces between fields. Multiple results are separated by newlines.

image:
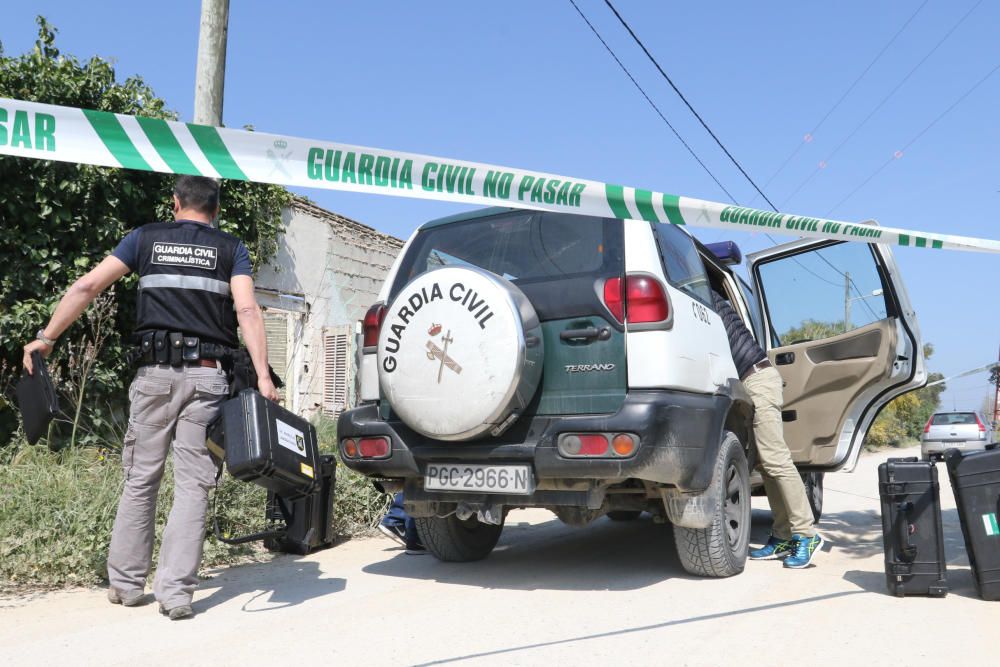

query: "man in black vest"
xmin=22 ymin=176 xmax=278 ymax=619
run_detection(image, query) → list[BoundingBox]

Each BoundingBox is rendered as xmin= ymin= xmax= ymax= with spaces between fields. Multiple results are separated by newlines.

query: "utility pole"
xmin=193 ymin=0 xmax=230 ymax=126
xmin=843 ymin=271 xmax=851 ymax=333
xmin=992 ymin=344 xmax=1000 ymax=428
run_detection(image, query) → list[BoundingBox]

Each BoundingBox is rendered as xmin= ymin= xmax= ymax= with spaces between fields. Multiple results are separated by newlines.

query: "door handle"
xmin=775 ymin=352 xmax=795 ymax=365
xmin=560 ymin=327 xmax=610 ymax=341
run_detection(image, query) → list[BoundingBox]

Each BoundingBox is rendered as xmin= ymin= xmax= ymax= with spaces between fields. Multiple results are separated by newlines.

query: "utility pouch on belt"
xmin=153 ymin=331 xmax=169 ymax=365
xmin=182 ymin=337 xmax=200 ymax=362
xmin=169 ymin=332 xmax=184 ymax=366
xmin=140 ymin=331 xmax=155 ymax=362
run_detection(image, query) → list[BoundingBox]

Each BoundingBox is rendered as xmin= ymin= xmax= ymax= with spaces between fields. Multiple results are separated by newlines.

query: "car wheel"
xmin=673 ymin=431 xmax=750 ymax=577
xmin=606 ymin=510 xmax=643 ymax=522
xmin=415 ymin=514 xmax=504 ymax=562
xmin=801 ymin=471 xmax=824 ymax=523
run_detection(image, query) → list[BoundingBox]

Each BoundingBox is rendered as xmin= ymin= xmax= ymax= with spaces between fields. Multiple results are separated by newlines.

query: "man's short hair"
xmin=174 ymin=175 xmax=220 ymax=215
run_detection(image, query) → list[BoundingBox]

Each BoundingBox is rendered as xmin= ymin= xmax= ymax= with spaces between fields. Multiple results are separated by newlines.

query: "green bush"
xmin=0 ymin=18 xmax=291 ymax=448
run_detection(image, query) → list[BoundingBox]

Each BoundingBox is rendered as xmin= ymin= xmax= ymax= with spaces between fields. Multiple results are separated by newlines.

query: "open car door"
xmin=747 ymin=234 xmax=925 ymax=473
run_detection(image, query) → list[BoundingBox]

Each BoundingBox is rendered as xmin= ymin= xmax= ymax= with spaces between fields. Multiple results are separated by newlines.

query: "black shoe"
xmin=378 ymin=523 xmax=406 ymax=547
xmin=405 ymin=542 xmax=427 ymax=555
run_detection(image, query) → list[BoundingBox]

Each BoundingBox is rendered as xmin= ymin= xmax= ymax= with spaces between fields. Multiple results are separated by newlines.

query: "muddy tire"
xmin=673 ymin=431 xmax=750 ymax=577
xmin=606 ymin=510 xmax=642 ymax=522
xmin=415 ymin=514 xmax=504 ymax=562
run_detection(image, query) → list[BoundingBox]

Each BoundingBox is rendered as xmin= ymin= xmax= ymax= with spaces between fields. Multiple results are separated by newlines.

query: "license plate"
xmin=424 ymin=464 xmax=534 ymax=495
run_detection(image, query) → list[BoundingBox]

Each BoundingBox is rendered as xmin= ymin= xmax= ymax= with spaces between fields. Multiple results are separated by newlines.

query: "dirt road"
xmin=3 ymin=445 xmax=997 ymax=666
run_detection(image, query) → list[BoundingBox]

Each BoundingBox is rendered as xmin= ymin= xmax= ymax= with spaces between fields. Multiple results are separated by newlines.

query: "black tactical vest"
xmin=133 ymin=221 xmax=241 ymax=347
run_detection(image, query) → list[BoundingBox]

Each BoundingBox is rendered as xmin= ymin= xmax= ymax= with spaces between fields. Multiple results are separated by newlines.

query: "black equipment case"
xmin=945 ymin=447 xmax=1000 ymax=600
xmin=878 ymin=457 xmax=949 ymax=597
xmin=265 ymin=455 xmax=337 ymax=555
xmin=207 ymin=388 xmax=321 ymax=499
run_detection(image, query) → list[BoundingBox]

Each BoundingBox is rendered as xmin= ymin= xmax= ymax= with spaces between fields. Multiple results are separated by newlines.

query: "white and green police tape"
xmin=2 ymin=96 xmax=998 ymax=254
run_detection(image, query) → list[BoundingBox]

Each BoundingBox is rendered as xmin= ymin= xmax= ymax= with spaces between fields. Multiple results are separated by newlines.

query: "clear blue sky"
xmin=4 ymin=1 xmax=998 ymax=412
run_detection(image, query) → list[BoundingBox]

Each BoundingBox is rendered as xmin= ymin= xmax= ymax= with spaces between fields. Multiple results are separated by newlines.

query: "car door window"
xmin=653 ymin=223 xmax=712 ymax=303
xmin=737 ymin=277 xmax=766 ymax=344
xmin=755 ymin=242 xmax=889 ymax=347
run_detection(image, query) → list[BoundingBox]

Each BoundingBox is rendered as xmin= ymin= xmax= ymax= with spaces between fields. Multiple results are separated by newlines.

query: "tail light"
xmin=345 ymin=436 xmax=390 ymax=459
xmin=362 ymin=303 xmax=387 ymax=348
xmin=558 ymin=432 xmax=638 ymax=458
xmin=976 ymin=414 xmax=987 ymax=433
xmin=601 ymin=275 xmax=670 ymax=325
xmin=923 ymin=418 xmax=933 ymax=434
xmin=626 ymin=275 xmax=669 ymax=323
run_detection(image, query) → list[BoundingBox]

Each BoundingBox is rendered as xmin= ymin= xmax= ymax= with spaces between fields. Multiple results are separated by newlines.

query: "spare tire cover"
xmin=378 ymin=266 xmax=543 ymax=441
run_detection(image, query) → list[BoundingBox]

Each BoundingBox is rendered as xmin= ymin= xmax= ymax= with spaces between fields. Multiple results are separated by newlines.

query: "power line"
xmin=825 ymin=62 xmax=1000 ymax=217
xmin=781 ymin=0 xmax=984 ymax=208
xmin=566 ymin=0 xmax=739 ymax=203
xmin=601 ymin=0 xmax=778 ymax=211
xmin=749 ymin=0 xmax=931 ymax=205
xmin=586 ymin=0 xmax=876 ymax=324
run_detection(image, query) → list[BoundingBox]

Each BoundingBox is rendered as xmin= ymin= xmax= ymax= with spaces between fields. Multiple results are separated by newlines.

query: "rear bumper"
xmin=921 ymin=440 xmax=987 ymax=459
xmin=338 ymin=390 xmax=730 ymax=494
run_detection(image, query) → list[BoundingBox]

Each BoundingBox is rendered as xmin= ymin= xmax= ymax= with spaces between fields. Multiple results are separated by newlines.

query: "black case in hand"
xmin=15 ymin=351 xmax=59 ymax=445
xmin=207 ymin=388 xmax=320 ymax=499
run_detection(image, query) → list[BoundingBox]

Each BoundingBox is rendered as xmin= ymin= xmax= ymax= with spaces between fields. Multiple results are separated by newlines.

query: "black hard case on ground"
xmin=207 ymin=389 xmax=321 ymax=499
xmin=265 ymin=455 xmax=337 ymax=555
xmin=878 ymin=457 xmax=949 ymax=597
xmin=945 ymin=447 xmax=1000 ymax=600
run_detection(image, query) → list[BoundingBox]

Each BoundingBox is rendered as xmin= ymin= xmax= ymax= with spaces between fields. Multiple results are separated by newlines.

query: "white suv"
xmin=339 ymin=208 xmax=925 ymax=577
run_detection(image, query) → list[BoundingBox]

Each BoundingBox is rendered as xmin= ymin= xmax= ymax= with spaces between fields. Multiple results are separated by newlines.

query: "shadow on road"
xmin=827 ymin=505 xmax=980 ymax=599
xmin=842 ymin=567 xmax=979 ymax=599
xmin=363 ymin=514 xmax=694 ymax=592
xmin=194 ymin=556 xmax=345 ymax=613
xmin=411 ymin=590 xmax=863 ymax=666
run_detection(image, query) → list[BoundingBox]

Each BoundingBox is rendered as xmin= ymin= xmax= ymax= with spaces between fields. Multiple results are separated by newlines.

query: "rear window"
xmin=931 ymin=413 xmax=977 ymax=425
xmin=391 ymin=211 xmax=623 ymax=297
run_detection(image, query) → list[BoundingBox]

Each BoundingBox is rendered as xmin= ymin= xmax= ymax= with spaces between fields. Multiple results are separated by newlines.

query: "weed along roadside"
xmin=0 ymin=418 xmax=386 ymax=591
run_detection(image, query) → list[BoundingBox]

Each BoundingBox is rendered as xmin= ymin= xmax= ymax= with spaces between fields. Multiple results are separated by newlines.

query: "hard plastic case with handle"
xmin=264 ymin=455 xmax=338 ymax=555
xmin=207 ymin=388 xmax=321 ymax=499
xmin=945 ymin=447 xmax=1000 ymax=600
xmin=878 ymin=457 xmax=948 ymax=597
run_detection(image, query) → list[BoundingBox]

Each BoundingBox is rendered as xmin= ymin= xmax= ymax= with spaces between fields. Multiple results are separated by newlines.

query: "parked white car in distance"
xmin=921 ymin=411 xmax=994 ymax=461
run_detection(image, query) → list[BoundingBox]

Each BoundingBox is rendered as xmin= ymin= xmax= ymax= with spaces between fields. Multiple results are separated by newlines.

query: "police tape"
xmin=1 ymin=96 xmax=998 ymax=254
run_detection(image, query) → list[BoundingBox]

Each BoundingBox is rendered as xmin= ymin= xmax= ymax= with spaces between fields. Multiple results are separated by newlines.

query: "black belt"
xmin=130 ymin=331 xmax=235 ymax=368
xmin=741 ymin=358 xmax=772 ymax=381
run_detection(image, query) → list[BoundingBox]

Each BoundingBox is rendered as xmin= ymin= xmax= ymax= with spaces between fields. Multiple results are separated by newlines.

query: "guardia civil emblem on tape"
xmin=2 ymin=96 xmax=999 ymax=254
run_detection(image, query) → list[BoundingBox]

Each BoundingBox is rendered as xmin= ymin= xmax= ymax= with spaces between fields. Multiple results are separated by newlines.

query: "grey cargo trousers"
xmin=107 ymin=364 xmax=229 ymax=608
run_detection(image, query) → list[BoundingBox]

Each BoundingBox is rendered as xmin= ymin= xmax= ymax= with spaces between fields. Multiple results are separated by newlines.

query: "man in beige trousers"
xmin=711 ymin=291 xmax=824 ymax=568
